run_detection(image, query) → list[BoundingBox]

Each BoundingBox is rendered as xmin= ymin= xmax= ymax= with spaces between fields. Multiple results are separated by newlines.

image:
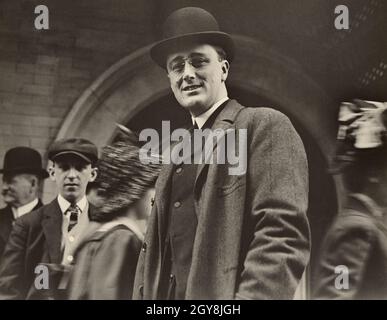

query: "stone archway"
xmin=53 ymin=35 xmax=337 ymax=154
xmin=46 ymin=35 xmax=340 ymax=298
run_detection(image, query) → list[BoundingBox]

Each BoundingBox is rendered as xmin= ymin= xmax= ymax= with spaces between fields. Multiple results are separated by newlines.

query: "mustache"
xmin=1 ymin=190 xmax=12 ymax=196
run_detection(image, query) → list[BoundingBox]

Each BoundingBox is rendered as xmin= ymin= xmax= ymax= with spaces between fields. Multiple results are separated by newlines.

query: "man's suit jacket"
xmin=133 ymin=99 xmax=311 ymax=300
xmin=0 ymin=199 xmax=94 ymax=300
xmin=0 ymin=201 xmax=43 ymax=259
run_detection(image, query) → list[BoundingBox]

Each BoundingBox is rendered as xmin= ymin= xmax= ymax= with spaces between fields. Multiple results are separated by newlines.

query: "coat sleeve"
xmin=235 ymin=109 xmax=310 ymax=300
xmin=68 ymin=228 xmax=142 ymax=300
xmin=312 ymin=214 xmax=375 ymax=299
xmin=0 ymin=218 xmax=29 ymax=299
xmin=0 ymin=241 xmax=4 ymax=262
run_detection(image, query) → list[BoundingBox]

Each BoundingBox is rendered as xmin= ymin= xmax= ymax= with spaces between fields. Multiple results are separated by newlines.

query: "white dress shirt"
xmin=57 ymin=194 xmax=90 ymax=264
xmin=11 ymin=198 xmax=39 ymax=219
xmin=191 ymin=97 xmax=229 ymax=129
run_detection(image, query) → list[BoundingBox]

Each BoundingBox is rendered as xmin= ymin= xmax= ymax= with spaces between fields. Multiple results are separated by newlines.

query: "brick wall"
xmin=0 ymin=0 xmax=155 ymax=206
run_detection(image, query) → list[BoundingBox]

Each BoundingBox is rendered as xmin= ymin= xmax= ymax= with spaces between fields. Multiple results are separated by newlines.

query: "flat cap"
xmin=48 ymin=138 xmax=98 ymax=164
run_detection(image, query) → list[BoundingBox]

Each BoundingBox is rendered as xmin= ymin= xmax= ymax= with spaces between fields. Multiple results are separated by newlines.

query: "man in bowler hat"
xmin=133 ymin=7 xmax=310 ymax=299
xmin=0 ymin=138 xmax=98 ymax=299
xmin=0 ymin=147 xmax=48 ymax=259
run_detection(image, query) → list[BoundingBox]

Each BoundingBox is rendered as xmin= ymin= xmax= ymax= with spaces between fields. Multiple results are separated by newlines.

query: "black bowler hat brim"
xmin=0 ymin=167 xmax=49 ymax=179
xmin=150 ymin=31 xmax=235 ymax=69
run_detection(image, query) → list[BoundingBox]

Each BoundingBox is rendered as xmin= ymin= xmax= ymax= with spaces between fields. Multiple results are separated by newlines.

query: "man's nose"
xmin=67 ymin=167 xmax=78 ymax=178
xmin=2 ymin=181 xmax=9 ymax=191
xmin=1 ymin=182 xmax=10 ymax=196
xmin=182 ymin=63 xmax=196 ymax=81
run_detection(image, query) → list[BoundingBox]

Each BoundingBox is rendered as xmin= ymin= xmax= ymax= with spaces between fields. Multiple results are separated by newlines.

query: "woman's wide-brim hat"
xmin=0 ymin=146 xmax=49 ymax=178
xmin=89 ymin=125 xmax=162 ymax=221
xmin=150 ymin=7 xmax=235 ymax=68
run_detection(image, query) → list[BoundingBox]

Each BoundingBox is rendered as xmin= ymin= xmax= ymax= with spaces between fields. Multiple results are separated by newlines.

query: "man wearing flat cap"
xmin=134 ymin=7 xmax=310 ymax=300
xmin=0 ymin=138 xmax=98 ymax=299
xmin=0 ymin=147 xmax=48 ymax=259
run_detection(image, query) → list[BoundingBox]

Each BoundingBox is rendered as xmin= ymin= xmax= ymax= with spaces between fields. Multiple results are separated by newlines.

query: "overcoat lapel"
xmin=41 ymin=200 xmax=63 ymax=263
xmin=194 ymin=100 xmax=244 ymax=194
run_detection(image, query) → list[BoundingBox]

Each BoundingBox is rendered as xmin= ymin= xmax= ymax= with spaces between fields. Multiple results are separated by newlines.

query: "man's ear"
xmin=221 ymin=60 xmax=230 ymax=82
xmin=30 ymin=176 xmax=38 ymax=188
xmin=48 ymin=166 xmax=56 ymax=181
xmin=90 ymin=167 xmax=98 ymax=182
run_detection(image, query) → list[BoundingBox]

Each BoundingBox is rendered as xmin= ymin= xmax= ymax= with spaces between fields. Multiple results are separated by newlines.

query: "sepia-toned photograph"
xmin=0 ymin=0 xmax=386 ymax=305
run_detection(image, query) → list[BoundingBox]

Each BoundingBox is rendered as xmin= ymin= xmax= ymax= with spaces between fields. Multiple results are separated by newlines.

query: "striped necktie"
xmin=67 ymin=205 xmax=79 ymax=232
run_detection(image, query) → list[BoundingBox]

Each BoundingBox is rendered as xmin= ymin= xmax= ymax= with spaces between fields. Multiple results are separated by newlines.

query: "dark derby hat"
xmin=48 ymin=138 xmax=98 ymax=164
xmin=0 ymin=147 xmax=49 ymax=178
xmin=150 ymin=7 xmax=235 ymax=68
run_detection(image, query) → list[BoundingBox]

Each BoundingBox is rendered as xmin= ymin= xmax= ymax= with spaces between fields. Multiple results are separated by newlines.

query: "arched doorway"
xmin=48 ymin=35 xmax=340 ymax=297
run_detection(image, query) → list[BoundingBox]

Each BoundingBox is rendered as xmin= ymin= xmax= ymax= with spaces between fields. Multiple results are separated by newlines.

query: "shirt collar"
xmin=12 ymin=198 xmax=39 ymax=219
xmin=191 ymin=97 xmax=229 ymax=129
xmin=57 ymin=194 xmax=87 ymax=215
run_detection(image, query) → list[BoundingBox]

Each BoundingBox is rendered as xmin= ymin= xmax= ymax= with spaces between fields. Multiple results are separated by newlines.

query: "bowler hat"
xmin=0 ymin=147 xmax=49 ymax=178
xmin=150 ymin=7 xmax=235 ymax=68
xmin=48 ymin=138 xmax=98 ymax=164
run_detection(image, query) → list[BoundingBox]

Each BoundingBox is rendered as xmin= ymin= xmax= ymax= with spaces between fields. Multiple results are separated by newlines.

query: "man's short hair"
xmin=215 ymin=47 xmax=227 ymax=61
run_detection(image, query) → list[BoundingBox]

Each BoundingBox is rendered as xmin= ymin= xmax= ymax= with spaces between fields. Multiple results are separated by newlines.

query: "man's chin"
xmin=62 ymin=192 xmax=79 ymax=203
xmin=179 ymin=98 xmax=208 ymax=114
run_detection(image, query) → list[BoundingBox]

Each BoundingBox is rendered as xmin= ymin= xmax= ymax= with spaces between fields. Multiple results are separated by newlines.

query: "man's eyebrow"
xmin=188 ymin=52 xmax=206 ymax=58
xmin=168 ymin=52 xmax=208 ymax=66
xmin=168 ymin=56 xmax=184 ymax=66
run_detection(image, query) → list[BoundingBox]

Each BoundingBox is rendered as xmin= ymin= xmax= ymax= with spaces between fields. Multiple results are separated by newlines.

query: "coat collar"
xmin=69 ymin=215 xmax=144 ymax=258
xmin=347 ymin=193 xmax=384 ymax=218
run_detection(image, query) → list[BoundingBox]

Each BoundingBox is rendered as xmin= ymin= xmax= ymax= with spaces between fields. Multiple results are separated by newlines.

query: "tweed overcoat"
xmin=133 ymin=99 xmax=310 ymax=300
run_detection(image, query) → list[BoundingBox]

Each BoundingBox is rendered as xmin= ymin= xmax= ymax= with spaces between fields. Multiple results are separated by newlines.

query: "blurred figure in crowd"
xmin=65 ymin=128 xmax=161 ymax=300
xmin=313 ymin=99 xmax=387 ymax=299
xmin=0 ymin=147 xmax=48 ymax=259
xmin=0 ymin=138 xmax=98 ymax=299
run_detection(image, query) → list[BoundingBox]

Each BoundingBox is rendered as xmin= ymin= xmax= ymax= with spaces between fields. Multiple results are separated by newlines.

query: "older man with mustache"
xmin=0 ymin=147 xmax=48 ymax=259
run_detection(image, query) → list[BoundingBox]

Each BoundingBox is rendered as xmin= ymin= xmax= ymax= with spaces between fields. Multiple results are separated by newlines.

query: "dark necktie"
xmin=67 ymin=205 xmax=79 ymax=232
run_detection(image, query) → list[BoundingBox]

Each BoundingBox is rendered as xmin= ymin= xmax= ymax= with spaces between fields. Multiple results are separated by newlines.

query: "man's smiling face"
xmin=166 ymin=43 xmax=229 ymax=117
